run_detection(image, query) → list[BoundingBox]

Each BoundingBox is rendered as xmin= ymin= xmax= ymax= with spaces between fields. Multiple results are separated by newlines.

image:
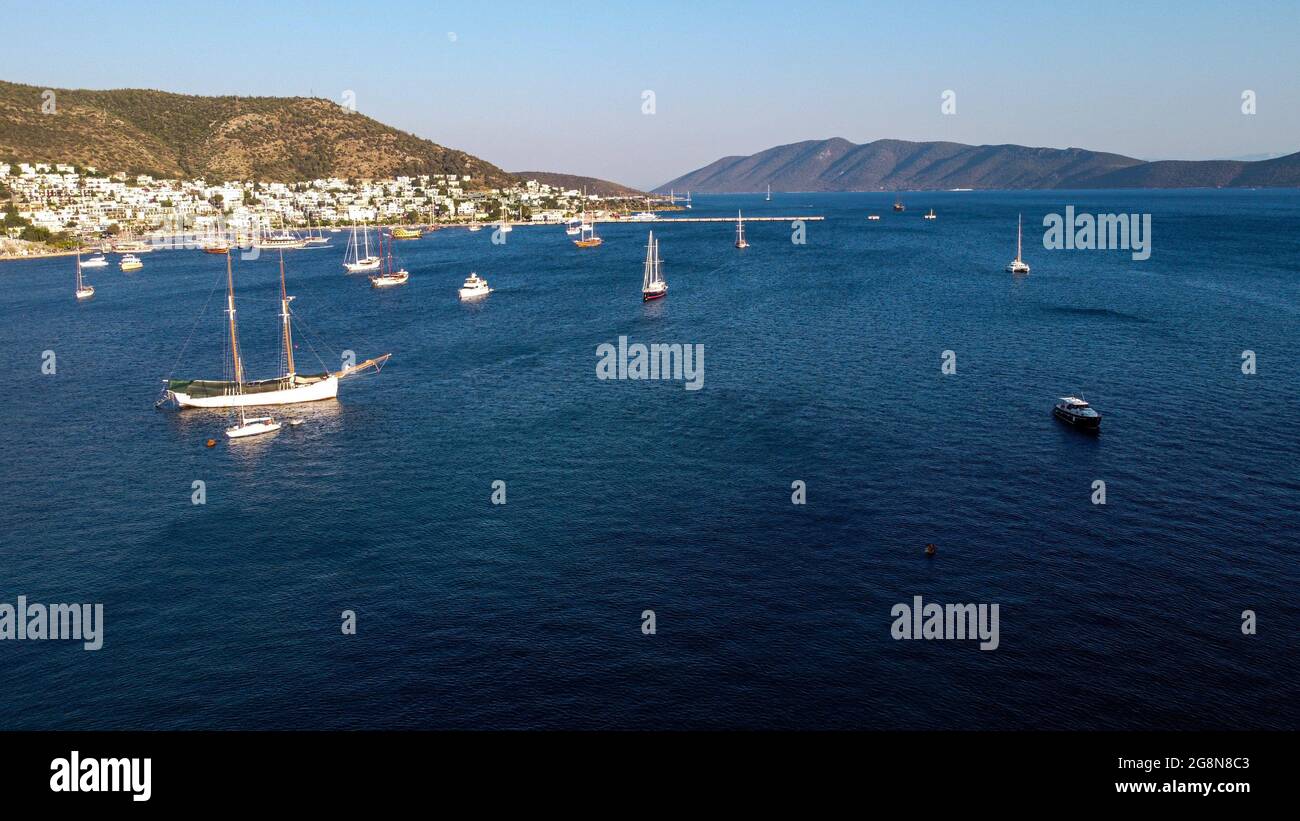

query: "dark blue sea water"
xmin=1 ymin=190 xmax=1296 ymax=730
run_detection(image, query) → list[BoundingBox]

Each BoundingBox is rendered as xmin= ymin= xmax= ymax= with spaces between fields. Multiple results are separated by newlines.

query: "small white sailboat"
xmin=343 ymin=221 xmax=381 ymax=273
xmin=641 ymin=231 xmax=667 ymax=301
xmin=79 ymin=253 xmax=109 ymax=268
xmin=468 ymin=214 xmax=483 ymax=232
xmin=765 ymin=184 xmax=771 ymax=202
xmin=735 ymin=211 xmax=749 ymax=248
xmin=225 ymin=412 xmax=281 ymax=439
xmin=866 ymin=214 xmax=881 ymax=221
xmin=458 ymin=272 xmax=491 ymax=300
xmin=74 ymin=250 xmax=95 ymax=300
xmin=119 ymin=254 xmax=143 ymax=272
xmin=565 ymin=217 xmax=582 ymax=236
xmin=1006 ymin=214 xmax=1031 ymax=274
xmin=923 ymin=208 xmax=937 ymax=220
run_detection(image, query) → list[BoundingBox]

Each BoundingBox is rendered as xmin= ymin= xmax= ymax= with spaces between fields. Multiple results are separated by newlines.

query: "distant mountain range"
xmin=655 ymin=138 xmax=1300 ymax=192
xmin=511 ymin=171 xmax=643 ymax=197
xmin=0 ymin=80 xmax=515 ymax=186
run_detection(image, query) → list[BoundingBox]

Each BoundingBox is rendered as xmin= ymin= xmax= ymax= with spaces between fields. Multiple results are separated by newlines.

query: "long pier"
xmin=593 ymin=216 xmax=823 ymax=224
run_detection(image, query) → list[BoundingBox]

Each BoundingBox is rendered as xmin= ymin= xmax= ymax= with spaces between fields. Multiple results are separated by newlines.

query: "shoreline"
xmin=0 ymin=248 xmax=82 ymax=263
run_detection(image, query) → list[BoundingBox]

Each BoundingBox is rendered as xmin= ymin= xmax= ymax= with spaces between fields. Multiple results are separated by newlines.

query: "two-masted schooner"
xmin=369 ymin=228 xmax=410 ymax=287
xmin=343 ymin=221 xmax=381 ymax=272
xmin=161 ymin=252 xmax=390 ymax=414
xmin=641 ymin=231 xmax=667 ymax=301
xmin=573 ymin=211 xmax=602 ymax=248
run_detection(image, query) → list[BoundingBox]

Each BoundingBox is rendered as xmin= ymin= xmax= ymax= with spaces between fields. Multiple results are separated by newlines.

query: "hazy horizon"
xmin=3 ymin=0 xmax=1297 ymax=189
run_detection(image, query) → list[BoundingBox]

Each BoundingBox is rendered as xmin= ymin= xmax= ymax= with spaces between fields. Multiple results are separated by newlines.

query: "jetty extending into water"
xmin=599 ymin=216 xmax=824 ymax=224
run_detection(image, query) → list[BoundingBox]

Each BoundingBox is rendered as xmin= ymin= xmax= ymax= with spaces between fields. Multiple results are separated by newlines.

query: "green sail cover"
xmin=167 ymin=373 xmax=329 ymax=398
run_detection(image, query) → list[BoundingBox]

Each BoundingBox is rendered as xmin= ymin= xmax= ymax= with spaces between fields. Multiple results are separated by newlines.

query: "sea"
xmin=1 ymin=190 xmax=1296 ymax=730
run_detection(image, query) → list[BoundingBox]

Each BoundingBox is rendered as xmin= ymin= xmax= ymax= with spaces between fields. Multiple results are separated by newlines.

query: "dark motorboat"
xmin=1053 ymin=396 xmax=1101 ymax=431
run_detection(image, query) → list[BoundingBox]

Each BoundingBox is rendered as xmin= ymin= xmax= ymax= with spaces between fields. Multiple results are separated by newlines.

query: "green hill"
xmin=0 ymin=80 xmax=515 ymax=186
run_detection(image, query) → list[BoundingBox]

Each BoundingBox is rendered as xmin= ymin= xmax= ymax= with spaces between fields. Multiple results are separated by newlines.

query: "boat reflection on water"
xmin=170 ymin=399 xmax=348 ymax=454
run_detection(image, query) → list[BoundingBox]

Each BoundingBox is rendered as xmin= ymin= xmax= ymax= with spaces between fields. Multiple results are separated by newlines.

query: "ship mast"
xmin=279 ymin=251 xmax=296 ymax=378
xmin=1017 ymin=213 xmax=1023 ymax=261
xmin=225 ymin=252 xmax=244 ymax=387
xmin=643 ymin=231 xmax=655 ymax=290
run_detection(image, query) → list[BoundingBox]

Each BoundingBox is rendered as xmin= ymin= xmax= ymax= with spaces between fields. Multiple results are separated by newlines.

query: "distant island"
xmin=656 ymin=137 xmax=1300 ymax=193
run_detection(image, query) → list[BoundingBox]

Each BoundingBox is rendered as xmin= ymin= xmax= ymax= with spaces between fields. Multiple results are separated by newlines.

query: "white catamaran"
xmin=343 ymin=221 xmax=381 ymax=272
xmin=162 ymin=252 xmax=390 ymax=409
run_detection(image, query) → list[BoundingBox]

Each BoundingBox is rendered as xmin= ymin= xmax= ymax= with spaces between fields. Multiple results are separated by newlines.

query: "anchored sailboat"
xmin=303 ymin=212 xmax=330 ymax=245
xmin=162 ymin=252 xmax=390 ymax=408
xmin=574 ymin=210 xmax=602 ymax=248
xmin=765 ymin=184 xmax=771 ymax=202
xmin=1006 ymin=214 xmax=1031 ymax=274
xmin=74 ymin=249 xmax=94 ymax=300
xmin=343 ymin=221 xmax=381 ymax=272
xmin=641 ymin=231 xmax=667 ymax=301
xmin=735 ymin=210 xmax=749 ymax=248
xmin=369 ymin=228 xmax=410 ymax=287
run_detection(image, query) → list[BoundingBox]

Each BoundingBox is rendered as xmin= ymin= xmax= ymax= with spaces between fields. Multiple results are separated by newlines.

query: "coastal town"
xmin=0 ymin=161 xmax=669 ymax=258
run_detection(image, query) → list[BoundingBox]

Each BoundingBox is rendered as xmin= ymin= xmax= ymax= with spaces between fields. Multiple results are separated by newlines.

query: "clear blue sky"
xmin=3 ymin=0 xmax=1297 ymax=188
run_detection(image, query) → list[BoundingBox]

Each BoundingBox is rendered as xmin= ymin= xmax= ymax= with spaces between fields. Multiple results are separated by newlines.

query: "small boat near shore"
xmin=390 ymin=227 xmax=422 ymax=240
xmin=574 ymin=211 xmax=602 ymax=248
xmin=75 ymin=250 xmax=94 ymax=300
xmin=80 ymin=253 xmax=109 ymax=268
xmin=257 ymin=231 xmax=306 ymax=250
xmin=1053 ymin=396 xmax=1101 ymax=431
xmin=120 ymin=254 xmax=143 ymax=272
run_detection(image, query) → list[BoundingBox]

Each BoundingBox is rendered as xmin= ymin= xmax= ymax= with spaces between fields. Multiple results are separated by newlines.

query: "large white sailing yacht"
xmin=162 ymin=252 xmax=390 ymax=409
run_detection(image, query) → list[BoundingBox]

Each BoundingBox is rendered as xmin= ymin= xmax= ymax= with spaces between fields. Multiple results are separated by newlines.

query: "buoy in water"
xmin=205 ymin=438 xmax=217 ymax=448
xmin=925 ymin=543 xmax=936 ymax=557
